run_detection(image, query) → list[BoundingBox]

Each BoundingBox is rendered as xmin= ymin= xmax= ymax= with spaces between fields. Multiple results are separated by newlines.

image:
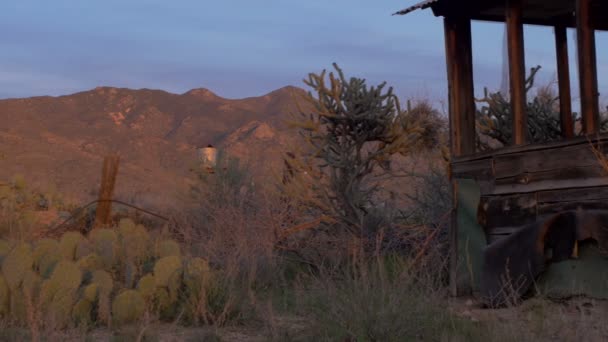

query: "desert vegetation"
xmin=1 ymin=65 xmax=607 ymax=341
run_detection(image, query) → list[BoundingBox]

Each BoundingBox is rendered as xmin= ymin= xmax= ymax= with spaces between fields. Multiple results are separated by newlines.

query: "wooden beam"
xmin=554 ymin=26 xmax=574 ymax=139
xmin=506 ymin=0 xmax=527 ymax=145
xmin=444 ymin=16 xmax=476 ymax=157
xmin=576 ymin=0 xmax=600 ymax=135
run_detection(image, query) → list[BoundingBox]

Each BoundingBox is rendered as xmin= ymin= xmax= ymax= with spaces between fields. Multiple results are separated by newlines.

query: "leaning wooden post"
xmin=94 ymin=155 xmax=120 ymax=228
xmin=444 ymin=14 xmax=475 ymax=297
xmin=506 ymin=0 xmax=527 ymax=145
xmin=576 ymin=0 xmax=600 ymax=134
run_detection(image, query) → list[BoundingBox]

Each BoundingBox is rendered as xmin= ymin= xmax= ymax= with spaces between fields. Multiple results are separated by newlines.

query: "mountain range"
xmin=0 ymin=85 xmax=311 ymax=210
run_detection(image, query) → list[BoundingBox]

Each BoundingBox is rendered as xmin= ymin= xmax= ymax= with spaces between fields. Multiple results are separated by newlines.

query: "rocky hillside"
xmin=0 ymin=86 xmax=311 ymax=209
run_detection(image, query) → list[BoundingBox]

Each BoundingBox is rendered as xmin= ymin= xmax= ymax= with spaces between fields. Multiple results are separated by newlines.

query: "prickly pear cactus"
xmin=0 ymin=239 xmax=11 ymax=263
xmin=22 ymin=270 xmax=42 ymax=303
xmin=120 ymin=223 xmax=151 ymax=263
xmin=156 ymin=239 xmax=181 ymax=258
xmin=72 ymin=298 xmax=93 ymax=326
xmin=89 ymin=229 xmax=119 ymax=269
xmin=38 ymin=261 xmax=82 ymax=328
xmin=92 ymin=270 xmax=113 ymax=295
xmin=33 ymin=238 xmax=60 ymax=277
xmin=137 ymin=274 xmax=156 ymax=301
xmin=59 ymin=232 xmax=85 ymax=260
xmin=124 ymin=261 xmax=137 ymax=289
xmin=112 ymin=290 xmax=145 ymax=325
xmin=77 ymin=253 xmax=103 ymax=273
xmin=91 ymin=269 xmax=114 ymax=325
xmin=118 ymin=218 xmax=136 ymax=235
xmin=0 ymin=275 xmax=8 ymax=317
xmin=75 ymin=239 xmax=94 ymax=260
xmin=154 ymin=256 xmax=182 ymax=288
xmin=2 ymin=243 xmax=34 ymax=290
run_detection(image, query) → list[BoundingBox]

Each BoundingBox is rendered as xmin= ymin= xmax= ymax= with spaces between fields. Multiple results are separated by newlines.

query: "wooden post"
xmin=506 ymin=0 xmax=527 ymax=145
xmin=94 ymin=155 xmax=120 ymax=228
xmin=554 ymin=25 xmax=574 ymax=139
xmin=576 ymin=0 xmax=600 ymax=134
xmin=444 ymin=15 xmax=475 ymax=297
xmin=444 ymin=16 xmax=476 ymax=157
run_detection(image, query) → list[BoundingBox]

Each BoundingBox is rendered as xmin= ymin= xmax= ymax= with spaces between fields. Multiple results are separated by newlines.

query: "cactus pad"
xmin=112 ymin=290 xmax=145 ymax=325
xmin=1 ymin=243 xmax=33 ymax=290
xmin=154 ymin=256 xmax=182 ymax=288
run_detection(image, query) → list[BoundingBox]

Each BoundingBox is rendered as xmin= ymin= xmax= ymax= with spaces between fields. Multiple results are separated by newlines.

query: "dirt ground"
xmin=41 ymin=297 xmax=604 ymax=342
xmin=447 ymin=296 xmax=608 ymax=341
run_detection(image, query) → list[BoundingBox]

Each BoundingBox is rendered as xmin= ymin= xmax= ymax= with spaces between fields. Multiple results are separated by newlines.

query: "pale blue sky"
xmin=0 ymin=0 xmax=606 ymax=108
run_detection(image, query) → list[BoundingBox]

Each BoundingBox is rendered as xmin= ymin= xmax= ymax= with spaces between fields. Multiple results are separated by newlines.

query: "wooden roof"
xmin=394 ymin=0 xmax=608 ymax=30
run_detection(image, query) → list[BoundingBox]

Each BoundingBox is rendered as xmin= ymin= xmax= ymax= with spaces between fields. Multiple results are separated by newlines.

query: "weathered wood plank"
xmin=493 ymin=178 xmax=608 ymax=195
xmin=555 ymin=25 xmax=574 ymax=139
xmin=506 ymin=0 xmax=527 ymax=146
xmin=452 ymin=132 xmax=608 ymax=164
xmin=496 ymin=166 xmax=606 ymax=186
xmin=537 ymin=186 xmax=608 ymax=203
xmin=478 ymin=193 xmax=537 ymax=233
xmin=493 ymin=142 xmax=608 ymax=178
xmin=538 ymin=201 xmax=608 ymax=217
xmin=451 ymin=158 xmax=494 ymax=179
xmin=576 ymin=0 xmax=600 ymax=134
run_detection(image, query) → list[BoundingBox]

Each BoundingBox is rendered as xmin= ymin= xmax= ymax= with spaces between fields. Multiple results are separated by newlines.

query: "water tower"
xmin=197 ymin=144 xmax=218 ymax=174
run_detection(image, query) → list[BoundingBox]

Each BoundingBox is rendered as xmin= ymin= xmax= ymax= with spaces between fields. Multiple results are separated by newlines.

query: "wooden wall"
xmin=452 ymin=134 xmax=608 ymax=243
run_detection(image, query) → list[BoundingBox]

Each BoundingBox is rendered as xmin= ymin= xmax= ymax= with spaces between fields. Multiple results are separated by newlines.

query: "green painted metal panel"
xmin=537 ymin=243 xmax=608 ymax=299
xmin=455 ymin=178 xmax=487 ymax=295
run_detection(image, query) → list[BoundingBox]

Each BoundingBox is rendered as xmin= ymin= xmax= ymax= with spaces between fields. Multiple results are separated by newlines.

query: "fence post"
xmin=94 ymin=155 xmax=120 ymax=228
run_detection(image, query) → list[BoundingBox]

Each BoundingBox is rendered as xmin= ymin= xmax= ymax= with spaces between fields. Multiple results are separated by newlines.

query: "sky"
xmin=0 ymin=0 xmax=607 ymax=108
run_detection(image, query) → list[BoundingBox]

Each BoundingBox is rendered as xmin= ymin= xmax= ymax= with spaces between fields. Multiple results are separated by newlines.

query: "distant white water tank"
xmin=197 ymin=145 xmax=218 ymax=173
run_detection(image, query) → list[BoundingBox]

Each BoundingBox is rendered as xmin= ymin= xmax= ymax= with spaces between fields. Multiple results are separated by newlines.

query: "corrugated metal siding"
xmin=392 ymin=0 xmax=440 ymax=16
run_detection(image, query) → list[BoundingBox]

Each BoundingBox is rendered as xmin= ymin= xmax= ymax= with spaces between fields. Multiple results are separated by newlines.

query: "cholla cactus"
xmin=476 ymin=65 xmax=608 ymax=150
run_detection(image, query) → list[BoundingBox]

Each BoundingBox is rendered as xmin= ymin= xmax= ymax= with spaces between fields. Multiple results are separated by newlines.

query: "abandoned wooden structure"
xmin=396 ymin=0 xmax=608 ymax=296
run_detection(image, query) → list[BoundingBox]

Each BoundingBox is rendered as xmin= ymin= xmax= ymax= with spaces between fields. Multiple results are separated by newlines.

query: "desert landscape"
xmin=2 ymin=0 xmax=608 ymax=341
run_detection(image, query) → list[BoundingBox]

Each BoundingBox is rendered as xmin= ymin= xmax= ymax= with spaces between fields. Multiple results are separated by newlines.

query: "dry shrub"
xmin=174 ymin=154 xmax=295 ymax=327
xmin=292 ymin=254 xmax=480 ymax=342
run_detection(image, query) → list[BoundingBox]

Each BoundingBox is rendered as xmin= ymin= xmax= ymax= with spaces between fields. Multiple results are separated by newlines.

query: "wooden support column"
xmin=576 ymin=0 xmax=600 ymax=134
xmin=444 ymin=15 xmax=475 ymax=297
xmin=444 ymin=16 xmax=476 ymax=157
xmin=554 ymin=26 xmax=574 ymax=139
xmin=506 ymin=0 xmax=527 ymax=145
